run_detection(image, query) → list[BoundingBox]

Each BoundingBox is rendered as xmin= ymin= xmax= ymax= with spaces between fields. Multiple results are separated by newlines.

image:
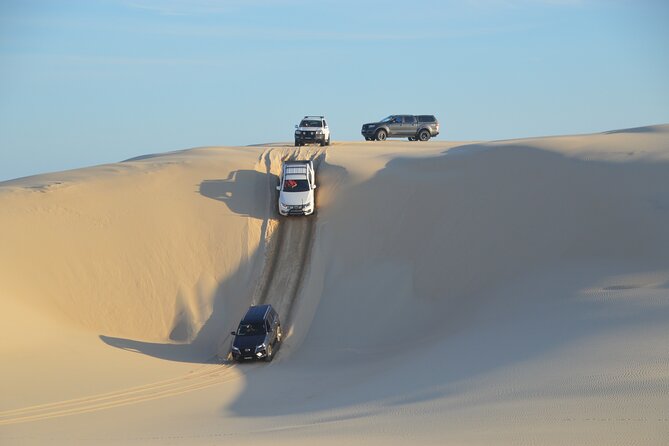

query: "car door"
xmin=386 ymin=116 xmax=402 ymax=136
xmin=399 ymin=115 xmax=417 ymax=136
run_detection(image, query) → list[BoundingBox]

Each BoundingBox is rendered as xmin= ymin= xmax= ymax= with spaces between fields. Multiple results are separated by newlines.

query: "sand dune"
xmin=1 ymin=127 xmax=668 ymax=444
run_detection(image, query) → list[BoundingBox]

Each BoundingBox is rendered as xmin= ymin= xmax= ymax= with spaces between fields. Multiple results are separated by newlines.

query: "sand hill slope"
xmin=1 ymin=126 xmax=668 ymax=445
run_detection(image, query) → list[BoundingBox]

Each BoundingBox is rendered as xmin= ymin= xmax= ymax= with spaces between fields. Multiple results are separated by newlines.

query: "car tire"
xmin=418 ymin=129 xmax=430 ymax=141
xmin=325 ymin=136 xmax=331 ymax=146
xmin=294 ymin=140 xmax=299 ymax=147
xmin=265 ymin=343 xmax=274 ymax=362
xmin=408 ymin=137 xmax=415 ymax=141
xmin=277 ymin=325 xmax=283 ymax=343
xmin=375 ymin=129 xmax=387 ymax=141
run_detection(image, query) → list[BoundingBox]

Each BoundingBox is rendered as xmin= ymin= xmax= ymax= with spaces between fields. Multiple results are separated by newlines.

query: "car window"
xmin=237 ymin=323 xmax=265 ymax=336
xmin=283 ymin=179 xmax=310 ymax=192
xmin=392 ymin=117 xmax=401 ymax=124
xmin=404 ymin=116 xmax=416 ymax=124
xmin=380 ymin=116 xmax=394 ymax=123
xmin=300 ymin=120 xmax=322 ymax=127
xmin=418 ymin=115 xmax=436 ymax=123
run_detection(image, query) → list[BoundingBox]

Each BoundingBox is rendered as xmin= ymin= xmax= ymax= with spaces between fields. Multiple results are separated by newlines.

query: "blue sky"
xmin=1 ymin=0 xmax=668 ymax=181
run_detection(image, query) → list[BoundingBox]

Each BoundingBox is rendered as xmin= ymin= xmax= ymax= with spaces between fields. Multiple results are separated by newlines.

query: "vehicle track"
xmin=0 ymin=362 xmax=257 ymax=425
xmin=251 ymin=146 xmax=324 ymax=328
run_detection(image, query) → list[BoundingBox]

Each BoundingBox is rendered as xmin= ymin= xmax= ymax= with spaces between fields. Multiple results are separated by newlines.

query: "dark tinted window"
xmin=417 ymin=115 xmax=436 ymax=123
xmin=404 ymin=116 xmax=416 ymax=124
xmin=300 ymin=120 xmax=323 ymax=127
xmin=237 ymin=323 xmax=266 ymax=336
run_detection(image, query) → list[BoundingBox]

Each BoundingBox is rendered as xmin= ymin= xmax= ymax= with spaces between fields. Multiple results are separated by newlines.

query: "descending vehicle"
xmin=276 ymin=160 xmax=316 ymax=216
xmin=295 ymin=116 xmax=331 ymax=146
xmin=361 ymin=115 xmax=440 ymax=141
xmin=230 ymin=305 xmax=282 ymax=362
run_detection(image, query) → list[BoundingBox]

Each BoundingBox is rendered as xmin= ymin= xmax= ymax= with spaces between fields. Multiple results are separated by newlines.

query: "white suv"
xmin=294 ymin=116 xmax=331 ymax=146
xmin=276 ymin=161 xmax=316 ymax=216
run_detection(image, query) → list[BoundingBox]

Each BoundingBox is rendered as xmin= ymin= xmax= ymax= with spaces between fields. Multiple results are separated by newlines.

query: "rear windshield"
xmin=417 ymin=115 xmax=437 ymax=123
xmin=237 ymin=323 xmax=266 ymax=336
xmin=283 ymin=179 xmax=310 ymax=192
xmin=300 ymin=120 xmax=322 ymax=127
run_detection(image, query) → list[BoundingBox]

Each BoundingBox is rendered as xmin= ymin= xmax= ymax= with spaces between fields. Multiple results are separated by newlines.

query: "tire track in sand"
xmin=251 ymin=145 xmax=324 ymax=328
xmin=0 ymin=362 xmax=257 ymax=425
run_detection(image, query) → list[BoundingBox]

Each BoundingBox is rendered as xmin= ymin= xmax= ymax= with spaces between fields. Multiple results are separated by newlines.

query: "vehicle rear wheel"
xmin=277 ymin=325 xmax=283 ymax=343
xmin=418 ymin=129 xmax=430 ymax=141
xmin=375 ymin=129 xmax=387 ymax=141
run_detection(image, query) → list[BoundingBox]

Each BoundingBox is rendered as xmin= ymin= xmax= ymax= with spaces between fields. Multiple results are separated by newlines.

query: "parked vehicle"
xmin=295 ymin=116 xmax=331 ymax=146
xmin=361 ymin=115 xmax=439 ymax=141
xmin=230 ymin=305 xmax=282 ymax=362
xmin=276 ymin=160 xmax=316 ymax=216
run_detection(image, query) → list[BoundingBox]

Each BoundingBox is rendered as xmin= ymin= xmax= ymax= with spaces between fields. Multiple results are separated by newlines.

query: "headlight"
xmin=295 ymin=130 xmax=301 ymax=134
xmin=316 ymin=130 xmax=323 ymax=135
xmin=279 ymin=202 xmax=288 ymax=210
xmin=255 ymin=343 xmax=266 ymax=353
xmin=231 ymin=346 xmax=240 ymax=352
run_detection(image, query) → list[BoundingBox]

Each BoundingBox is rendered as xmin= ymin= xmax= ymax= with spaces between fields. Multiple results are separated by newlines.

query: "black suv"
xmin=361 ymin=115 xmax=439 ymax=141
xmin=230 ymin=305 xmax=282 ymax=362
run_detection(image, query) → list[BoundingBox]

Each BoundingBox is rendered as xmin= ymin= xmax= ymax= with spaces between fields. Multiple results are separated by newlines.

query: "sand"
xmin=1 ymin=126 xmax=668 ymax=444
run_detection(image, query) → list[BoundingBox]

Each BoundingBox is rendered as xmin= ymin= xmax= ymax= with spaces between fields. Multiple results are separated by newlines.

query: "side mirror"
xmin=276 ymin=185 xmax=281 ymax=191
xmin=312 ymin=184 xmax=317 ymax=189
xmin=230 ymin=331 xmax=236 ymax=336
xmin=295 ymin=124 xmax=298 ymax=128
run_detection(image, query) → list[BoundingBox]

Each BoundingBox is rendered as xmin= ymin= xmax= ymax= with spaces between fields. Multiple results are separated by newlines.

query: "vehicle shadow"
xmin=199 ymin=169 xmax=278 ymax=219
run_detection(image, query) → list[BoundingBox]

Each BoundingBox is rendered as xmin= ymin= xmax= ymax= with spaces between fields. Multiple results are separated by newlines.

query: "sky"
xmin=0 ymin=0 xmax=668 ymax=181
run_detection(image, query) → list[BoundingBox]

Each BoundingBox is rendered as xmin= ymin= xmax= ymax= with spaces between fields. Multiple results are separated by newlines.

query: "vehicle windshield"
xmin=300 ymin=120 xmax=322 ymax=127
xmin=237 ymin=323 xmax=266 ymax=336
xmin=380 ymin=116 xmax=395 ymax=123
xmin=282 ymin=179 xmax=310 ymax=192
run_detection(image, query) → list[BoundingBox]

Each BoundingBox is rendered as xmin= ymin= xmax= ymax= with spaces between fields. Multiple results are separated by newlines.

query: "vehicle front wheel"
xmin=418 ymin=129 xmax=430 ymax=141
xmin=408 ymin=137 xmax=415 ymax=141
xmin=294 ymin=140 xmax=299 ymax=146
xmin=265 ymin=343 xmax=274 ymax=362
xmin=375 ymin=129 xmax=387 ymax=141
xmin=325 ymin=136 xmax=331 ymax=146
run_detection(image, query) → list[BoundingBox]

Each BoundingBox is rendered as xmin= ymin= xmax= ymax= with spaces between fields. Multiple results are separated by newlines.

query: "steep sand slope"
xmin=1 ymin=126 xmax=668 ymax=445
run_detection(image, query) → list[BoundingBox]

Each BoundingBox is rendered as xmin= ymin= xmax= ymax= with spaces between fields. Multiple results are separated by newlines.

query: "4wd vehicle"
xmin=361 ymin=115 xmax=439 ymax=141
xmin=276 ymin=160 xmax=316 ymax=216
xmin=230 ymin=305 xmax=282 ymax=362
xmin=295 ymin=116 xmax=331 ymax=146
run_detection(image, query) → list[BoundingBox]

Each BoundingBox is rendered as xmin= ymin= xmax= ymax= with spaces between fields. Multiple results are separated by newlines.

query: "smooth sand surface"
xmin=1 ymin=126 xmax=668 ymax=444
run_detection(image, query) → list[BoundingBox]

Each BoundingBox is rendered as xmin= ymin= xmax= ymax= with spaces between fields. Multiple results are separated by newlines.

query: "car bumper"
xmin=296 ymin=134 xmax=326 ymax=143
xmin=231 ymin=350 xmax=268 ymax=361
xmin=279 ymin=207 xmax=314 ymax=216
xmin=361 ymin=129 xmax=377 ymax=138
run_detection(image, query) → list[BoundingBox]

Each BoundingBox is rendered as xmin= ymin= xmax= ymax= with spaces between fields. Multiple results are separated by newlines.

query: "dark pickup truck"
xmin=361 ymin=115 xmax=440 ymax=141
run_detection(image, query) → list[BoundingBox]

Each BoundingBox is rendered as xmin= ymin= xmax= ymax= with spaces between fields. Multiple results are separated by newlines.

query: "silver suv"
xmin=361 ymin=115 xmax=439 ymax=141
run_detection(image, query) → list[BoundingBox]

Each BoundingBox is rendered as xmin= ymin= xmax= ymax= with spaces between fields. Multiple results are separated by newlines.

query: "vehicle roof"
xmin=242 ymin=304 xmax=272 ymax=322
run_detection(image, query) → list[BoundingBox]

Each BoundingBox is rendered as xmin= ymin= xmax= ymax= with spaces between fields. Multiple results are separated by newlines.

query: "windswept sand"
xmin=1 ymin=126 xmax=668 ymax=445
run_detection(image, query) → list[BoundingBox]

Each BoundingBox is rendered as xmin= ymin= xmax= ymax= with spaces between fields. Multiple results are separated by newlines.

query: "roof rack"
xmin=303 ymin=115 xmax=324 ymax=119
